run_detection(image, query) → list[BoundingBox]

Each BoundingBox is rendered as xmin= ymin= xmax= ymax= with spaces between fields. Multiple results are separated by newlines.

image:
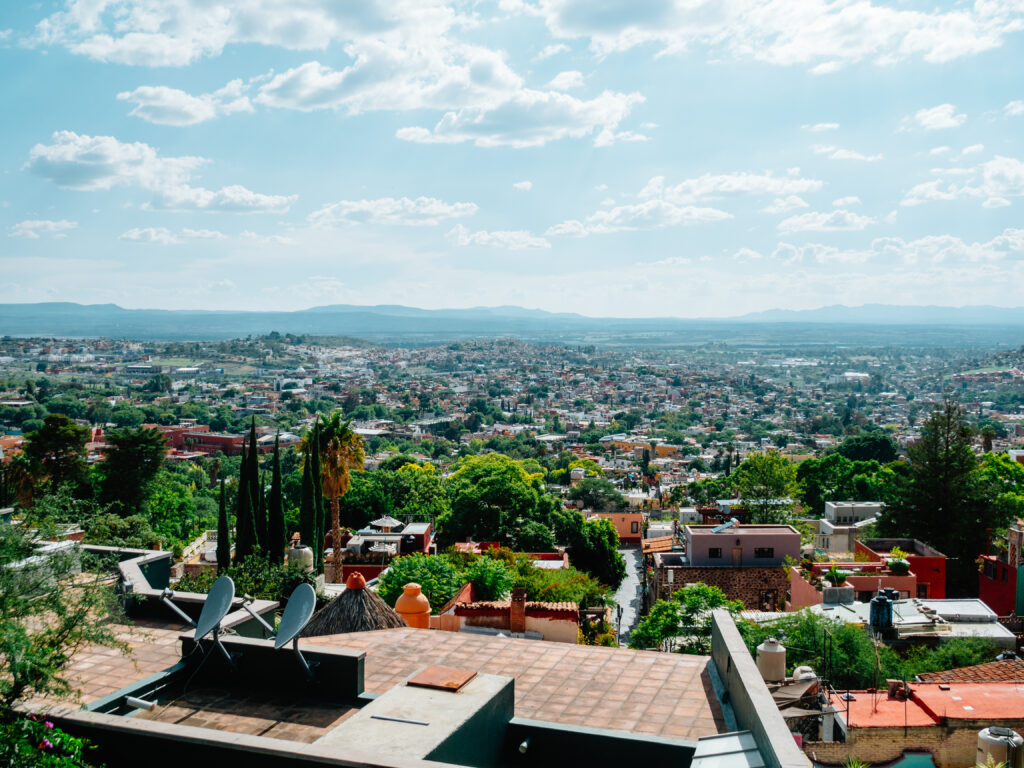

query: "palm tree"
xmin=301 ymin=412 xmax=365 ymax=576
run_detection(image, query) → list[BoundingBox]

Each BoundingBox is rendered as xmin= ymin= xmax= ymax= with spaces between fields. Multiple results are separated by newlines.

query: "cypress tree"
xmin=268 ymin=434 xmax=285 ymax=564
xmin=216 ymin=479 xmax=230 ymax=573
xmin=257 ymin=471 xmax=268 ymax=555
xmin=299 ymin=445 xmax=315 ymax=551
xmin=248 ymin=417 xmax=267 ymax=551
xmin=311 ymin=422 xmax=325 ymax=574
xmin=235 ymin=442 xmax=256 ymax=561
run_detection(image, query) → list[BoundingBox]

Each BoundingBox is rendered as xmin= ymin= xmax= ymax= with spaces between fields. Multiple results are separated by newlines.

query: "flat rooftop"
xmin=304 ymin=627 xmax=727 ymax=740
xmin=134 ymin=687 xmax=359 ymax=742
xmin=831 ymin=681 xmax=1024 ymax=728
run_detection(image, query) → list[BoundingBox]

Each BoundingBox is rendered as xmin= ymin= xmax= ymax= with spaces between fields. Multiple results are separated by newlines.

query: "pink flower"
xmin=38 ymin=738 xmax=53 ymax=750
xmin=44 ymin=721 xmax=54 ymax=729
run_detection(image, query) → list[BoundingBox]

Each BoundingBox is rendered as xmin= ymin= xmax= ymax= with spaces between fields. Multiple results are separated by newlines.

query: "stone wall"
xmin=657 ymin=566 xmax=788 ymax=609
xmin=807 ymin=718 xmax=1024 ymax=768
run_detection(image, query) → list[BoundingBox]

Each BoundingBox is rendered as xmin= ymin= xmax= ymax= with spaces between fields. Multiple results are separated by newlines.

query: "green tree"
xmin=437 ymin=453 xmax=557 ymax=548
xmin=835 ymin=432 xmax=899 ymax=464
xmin=234 ymin=443 xmax=257 ymax=561
xmin=567 ymin=477 xmax=625 ymax=511
xmin=554 ymin=512 xmax=626 ymax=589
xmin=248 ymin=419 xmax=267 ymax=551
xmin=98 ymin=426 xmax=167 ymax=514
xmin=733 ymin=450 xmax=797 ymax=523
xmin=464 ymin=556 xmax=515 ymax=601
xmin=878 ymin=399 xmax=1003 ymax=596
xmin=301 ymin=413 xmax=365 ymax=575
xmin=0 ymin=522 xmax=128 ymax=712
xmin=629 ymin=583 xmax=743 ymax=653
xmin=216 ymin=480 xmax=230 ymax=573
xmin=23 ymin=414 xmax=91 ymax=493
xmin=796 ymin=453 xmax=893 ymax=516
xmin=267 ymin=435 xmax=286 ymax=564
xmin=298 ymin=445 xmax=317 ymax=551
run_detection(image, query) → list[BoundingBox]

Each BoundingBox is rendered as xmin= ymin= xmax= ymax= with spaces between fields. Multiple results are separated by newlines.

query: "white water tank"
xmin=978 ymin=727 xmax=1024 ymax=768
xmin=756 ymin=638 xmax=786 ymax=682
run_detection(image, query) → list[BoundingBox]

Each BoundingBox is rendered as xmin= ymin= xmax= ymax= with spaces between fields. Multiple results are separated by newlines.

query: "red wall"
xmin=979 ymin=556 xmax=1017 ymax=616
xmin=908 ymin=555 xmax=946 ymax=599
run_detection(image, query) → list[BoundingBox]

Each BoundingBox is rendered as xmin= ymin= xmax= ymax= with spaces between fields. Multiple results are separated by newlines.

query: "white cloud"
xmin=914 ymin=103 xmax=967 ymax=130
xmin=929 ymin=146 xmax=950 ymax=155
xmin=639 ymin=170 xmax=822 ymax=204
xmin=308 ymin=196 xmax=478 ymax=227
xmin=761 ymin=196 xmax=808 ymax=214
xmin=546 ymin=70 xmax=584 ymax=90
xmin=548 ymin=199 xmax=731 ymax=236
xmin=803 ymin=122 xmax=839 ymax=132
xmin=32 ymin=0 xmax=454 ymax=67
xmin=120 ymin=227 xmax=180 ymax=245
xmin=535 ymin=43 xmax=570 ymax=60
xmin=119 ymin=226 xmax=227 ymax=244
xmin=902 ymin=155 xmax=1024 ymax=207
xmin=534 ymin=0 xmax=1021 ymax=69
xmin=396 ymin=89 xmax=644 ymax=148
xmin=960 ymin=143 xmax=985 ymax=156
xmin=117 ymin=79 xmax=252 ymax=125
xmin=778 ymin=209 xmax=875 ymax=233
xmin=512 ymin=181 xmax=533 ymax=191
xmin=9 ymin=219 xmax=78 ymax=239
xmin=447 ymin=223 xmax=550 ymax=250
xmin=26 ymin=131 xmax=295 ymax=213
xmin=1007 ymin=100 xmax=1024 ymax=117
xmin=832 ymin=196 xmax=861 ymax=207
xmin=813 ymin=144 xmax=882 ymax=162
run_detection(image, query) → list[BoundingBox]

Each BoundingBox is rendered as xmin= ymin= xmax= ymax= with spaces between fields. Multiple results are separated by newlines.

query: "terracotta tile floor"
xmin=304 ymin=629 xmax=726 ymax=741
xmin=31 ymin=620 xmax=186 ymax=711
xmin=134 ymin=688 xmax=358 ymax=742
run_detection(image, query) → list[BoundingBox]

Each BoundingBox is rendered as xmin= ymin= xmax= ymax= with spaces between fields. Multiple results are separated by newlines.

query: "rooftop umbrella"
xmin=369 ymin=515 xmax=402 ymax=531
xmin=301 ymin=572 xmax=406 ymax=637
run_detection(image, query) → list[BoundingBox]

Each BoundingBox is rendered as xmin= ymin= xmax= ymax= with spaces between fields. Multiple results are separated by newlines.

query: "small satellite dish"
xmin=275 ymin=583 xmax=316 ymax=650
xmin=195 ymin=575 xmax=235 ymax=641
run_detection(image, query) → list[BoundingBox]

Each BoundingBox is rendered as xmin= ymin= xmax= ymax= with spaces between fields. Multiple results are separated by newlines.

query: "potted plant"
xmin=823 ymin=567 xmax=847 ymax=586
xmin=888 ymin=545 xmax=910 ymax=575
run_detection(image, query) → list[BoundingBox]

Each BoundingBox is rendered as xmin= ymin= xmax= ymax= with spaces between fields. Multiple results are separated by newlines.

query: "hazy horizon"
xmin=2 ymin=1 xmax=1023 ymax=315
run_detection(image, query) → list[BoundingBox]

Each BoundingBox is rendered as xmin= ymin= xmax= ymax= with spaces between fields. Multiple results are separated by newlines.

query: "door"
xmin=732 ymin=547 xmax=743 ymax=566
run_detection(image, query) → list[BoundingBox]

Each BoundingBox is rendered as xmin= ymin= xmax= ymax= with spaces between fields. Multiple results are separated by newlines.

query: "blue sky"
xmin=1 ymin=0 xmax=1023 ymax=317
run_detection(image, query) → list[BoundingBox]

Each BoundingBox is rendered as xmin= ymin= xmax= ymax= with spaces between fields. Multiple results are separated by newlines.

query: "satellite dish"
xmin=275 ymin=583 xmax=316 ymax=650
xmin=195 ymin=575 xmax=235 ymax=641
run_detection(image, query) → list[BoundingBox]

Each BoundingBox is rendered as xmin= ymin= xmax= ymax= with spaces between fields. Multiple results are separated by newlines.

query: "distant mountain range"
xmin=0 ymin=302 xmax=1022 ymax=344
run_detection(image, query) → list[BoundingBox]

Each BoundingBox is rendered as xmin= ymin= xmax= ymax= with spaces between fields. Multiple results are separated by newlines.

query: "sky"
xmin=1 ymin=0 xmax=1023 ymax=318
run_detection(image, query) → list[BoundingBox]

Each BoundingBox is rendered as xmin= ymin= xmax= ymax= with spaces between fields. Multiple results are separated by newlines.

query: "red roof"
xmin=832 ymin=681 xmax=1024 ymax=728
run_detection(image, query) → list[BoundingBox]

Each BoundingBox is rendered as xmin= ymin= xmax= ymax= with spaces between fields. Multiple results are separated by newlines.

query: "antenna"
xmin=239 ymin=583 xmax=319 ymax=680
xmin=194 ymin=575 xmax=237 ymax=669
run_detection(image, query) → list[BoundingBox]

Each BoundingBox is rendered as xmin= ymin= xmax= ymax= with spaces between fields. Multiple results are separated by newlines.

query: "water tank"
xmin=756 ymin=638 xmax=786 ymax=682
xmin=978 ymin=727 xmax=1024 ymax=768
xmin=883 ymin=587 xmax=900 ymax=602
xmin=870 ymin=595 xmax=893 ymax=630
xmin=287 ymin=541 xmax=314 ymax=573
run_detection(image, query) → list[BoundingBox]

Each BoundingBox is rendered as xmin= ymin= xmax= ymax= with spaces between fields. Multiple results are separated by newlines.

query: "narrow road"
xmin=613 ymin=547 xmax=643 ymax=644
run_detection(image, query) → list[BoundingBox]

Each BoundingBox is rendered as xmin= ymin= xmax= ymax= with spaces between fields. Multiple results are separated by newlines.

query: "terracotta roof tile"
xmin=916 ymin=659 xmax=1024 ymax=683
xmin=304 ymin=627 xmax=727 ymax=740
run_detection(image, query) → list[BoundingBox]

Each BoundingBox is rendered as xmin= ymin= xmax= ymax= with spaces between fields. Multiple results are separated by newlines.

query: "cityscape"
xmin=3 ymin=1 xmax=1024 ymax=768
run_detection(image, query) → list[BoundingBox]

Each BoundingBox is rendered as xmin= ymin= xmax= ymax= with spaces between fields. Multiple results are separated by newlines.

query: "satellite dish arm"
xmin=161 ymin=588 xmax=198 ymax=628
xmin=241 ymin=594 xmax=276 ymax=638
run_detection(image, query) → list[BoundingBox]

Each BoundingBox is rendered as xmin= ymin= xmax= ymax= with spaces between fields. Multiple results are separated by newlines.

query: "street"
xmin=613 ymin=547 xmax=643 ymax=644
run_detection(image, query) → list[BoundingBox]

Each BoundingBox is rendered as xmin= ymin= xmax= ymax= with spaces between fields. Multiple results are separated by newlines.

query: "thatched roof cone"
xmin=301 ymin=572 xmax=406 ymax=636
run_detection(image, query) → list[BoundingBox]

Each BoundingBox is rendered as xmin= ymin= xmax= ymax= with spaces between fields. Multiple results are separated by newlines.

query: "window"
xmin=916 ymin=584 xmax=929 ymax=598
xmin=708 ymin=547 xmax=722 ymax=559
xmin=754 ymin=547 xmax=775 ymax=559
xmin=630 ymin=521 xmax=639 ymax=534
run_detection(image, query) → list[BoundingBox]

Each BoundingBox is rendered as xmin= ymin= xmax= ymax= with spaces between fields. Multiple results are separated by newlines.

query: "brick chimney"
xmin=510 ymin=588 xmax=527 ymax=634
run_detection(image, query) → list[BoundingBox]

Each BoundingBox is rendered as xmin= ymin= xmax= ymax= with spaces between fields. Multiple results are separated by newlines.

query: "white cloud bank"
xmin=309 ymin=196 xmax=478 ymax=227
xmin=26 ymin=131 xmax=295 ymax=213
xmin=447 ymin=224 xmax=550 ymax=250
xmin=9 ymin=219 xmax=78 ymax=239
xmin=118 ymin=80 xmax=252 ymax=125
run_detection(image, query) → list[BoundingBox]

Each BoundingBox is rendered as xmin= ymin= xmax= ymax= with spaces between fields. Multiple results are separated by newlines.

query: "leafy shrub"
xmin=174 ymin=552 xmax=314 ymax=604
xmin=463 ymin=556 xmax=514 ymax=601
xmin=377 ymin=553 xmax=463 ymax=612
xmin=0 ymin=715 xmax=100 ymax=768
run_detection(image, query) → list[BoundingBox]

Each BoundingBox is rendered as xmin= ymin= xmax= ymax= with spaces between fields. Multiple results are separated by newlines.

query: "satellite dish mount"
xmin=241 ymin=583 xmax=318 ymax=680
